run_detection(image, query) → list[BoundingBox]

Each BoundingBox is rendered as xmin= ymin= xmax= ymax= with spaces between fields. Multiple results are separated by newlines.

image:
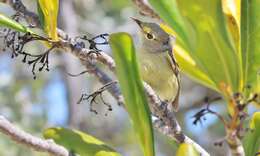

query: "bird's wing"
xmin=167 ymin=49 xmax=179 ymax=75
xmin=167 ymin=48 xmax=180 ymax=111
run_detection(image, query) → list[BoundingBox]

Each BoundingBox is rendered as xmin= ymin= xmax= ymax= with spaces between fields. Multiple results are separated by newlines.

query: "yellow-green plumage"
xmin=138 ymin=48 xmax=179 ymax=103
xmin=133 ymin=18 xmax=180 ymax=111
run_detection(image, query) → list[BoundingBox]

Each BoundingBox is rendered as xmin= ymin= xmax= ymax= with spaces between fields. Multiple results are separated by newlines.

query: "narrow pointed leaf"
xmin=160 ymin=24 xmax=217 ymax=91
xmin=243 ymin=112 xmax=260 ymax=156
xmin=174 ymin=45 xmax=218 ymax=91
xmin=241 ymin=0 xmax=260 ymax=93
xmin=149 ymin=0 xmax=241 ymax=93
xmin=109 ymin=32 xmax=155 ymax=156
xmin=176 ymin=143 xmax=199 ymax=156
xmin=222 ymin=0 xmax=241 ymax=51
xmin=148 ymin=0 xmax=192 ymax=51
xmin=0 ymin=13 xmax=32 ymax=33
xmin=43 ymin=127 xmax=121 ymax=156
xmin=37 ymin=0 xmax=59 ymax=41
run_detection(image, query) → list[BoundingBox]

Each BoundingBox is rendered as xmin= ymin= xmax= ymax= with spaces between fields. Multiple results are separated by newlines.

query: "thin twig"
xmin=192 ymin=97 xmax=227 ymax=126
xmin=132 ymin=0 xmax=160 ymax=19
xmin=77 ymin=81 xmax=117 ymax=114
xmin=66 ymin=70 xmax=90 ymax=77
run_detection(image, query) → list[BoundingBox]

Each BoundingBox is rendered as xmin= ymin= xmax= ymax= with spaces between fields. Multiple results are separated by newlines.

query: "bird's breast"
xmin=137 ymin=49 xmax=178 ymax=102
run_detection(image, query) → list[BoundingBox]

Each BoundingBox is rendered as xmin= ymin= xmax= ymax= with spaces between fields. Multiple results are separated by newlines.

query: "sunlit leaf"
xmin=176 ymin=143 xmax=199 ymax=156
xmin=243 ymin=112 xmax=260 ymax=156
xmin=160 ymin=24 xmax=217 ymax=91
xmin=222 ymin=0 xmax=241 ymax=52
xmin=148 ymin=0 xmax=192 ymax=51
xmin=0 ymin=13 xmax=32 ymax=33
xmin=109 ymin=32 xmax=155 ymax=156
xmin=241 ymin=0 xmax=260 ymax=94
xmin=37 ymin=0 xmax=59 ymax=41
xmin=43 ymin=127 xmax=121 ymax=156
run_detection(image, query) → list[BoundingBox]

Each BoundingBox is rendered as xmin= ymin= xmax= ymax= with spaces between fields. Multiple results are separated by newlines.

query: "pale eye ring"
xmin=146 ymin=33 xmax=154 ymax=40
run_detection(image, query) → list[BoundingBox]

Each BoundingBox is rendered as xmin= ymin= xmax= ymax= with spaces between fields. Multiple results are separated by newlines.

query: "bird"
xmin=132 ymin=18 xmax=180 ymax=111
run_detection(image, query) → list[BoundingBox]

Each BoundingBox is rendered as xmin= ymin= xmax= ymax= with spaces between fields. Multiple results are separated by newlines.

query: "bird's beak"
xmin=131 ymin=17 xmax=143 ymax=29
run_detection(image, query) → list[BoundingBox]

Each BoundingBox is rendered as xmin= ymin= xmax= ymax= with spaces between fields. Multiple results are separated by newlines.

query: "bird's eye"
xmin=146 ymin=33 xmax=154 ymax=40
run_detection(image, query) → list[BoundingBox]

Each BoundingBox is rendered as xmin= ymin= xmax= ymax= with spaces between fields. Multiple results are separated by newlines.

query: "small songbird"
xmin=132 ymin=18 xmax=180 ymax=111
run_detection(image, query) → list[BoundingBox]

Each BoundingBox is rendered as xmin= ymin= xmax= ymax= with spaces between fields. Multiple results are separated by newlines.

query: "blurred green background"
xmin=0 ymin=0 xmax=257 ymax=155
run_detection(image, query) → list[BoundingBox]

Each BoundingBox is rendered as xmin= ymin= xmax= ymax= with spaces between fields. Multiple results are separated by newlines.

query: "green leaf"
xmin=37 ymin=1 xmax=45 ymax=30
xmin=160 ymin=24 xmax=217 ymax=91
xmin=149 ymin=0 xmax=242 ymax=93
xmin=109 ymin=32 xmax=155 ymax=156
xmin=243 ymin=112 xmax=260 ymax=156
xmin=176 ymin=143 xmax=199 ymax=156
xmin=43 ymin=127 xmax=121 ymax=156
xmin=37 ymin=0 xmax=59 ymax=41
xmin=148 ymin=0 xmax=192 ymax=51
xmin=241 ymin=0 xmax=260 ymax=93
xmin=0 ymin=13 xmax=32 ymax=33
xmin=222 ymin=0 xmax=241 ymax=52
xmin=173 ymin=42 xmax=218 ymax=91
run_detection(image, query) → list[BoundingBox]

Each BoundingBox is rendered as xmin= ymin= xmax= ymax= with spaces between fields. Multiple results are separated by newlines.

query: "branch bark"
xmin=0 ymin=116 xmax=69 ymax=156
xmin=132 ymin=0 xmax=160 ymax=20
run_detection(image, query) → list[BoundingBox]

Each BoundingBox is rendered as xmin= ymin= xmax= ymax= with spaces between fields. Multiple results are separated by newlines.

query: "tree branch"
xmin=0 ymin=116 xmax=69 ymax=156
xmin=132 ymin=0 xmax=160 ymax=20
xmin=3 ymin=1 xmax=209 ymax=155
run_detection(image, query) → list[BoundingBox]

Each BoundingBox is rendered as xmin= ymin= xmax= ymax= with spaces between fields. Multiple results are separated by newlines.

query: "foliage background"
xmin=0 ymin=0 xmax=258 ymax=155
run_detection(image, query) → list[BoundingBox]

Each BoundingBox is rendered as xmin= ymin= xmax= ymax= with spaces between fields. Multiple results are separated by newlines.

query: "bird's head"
xmin=132 ymin=18 xmax=171 ymax=53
